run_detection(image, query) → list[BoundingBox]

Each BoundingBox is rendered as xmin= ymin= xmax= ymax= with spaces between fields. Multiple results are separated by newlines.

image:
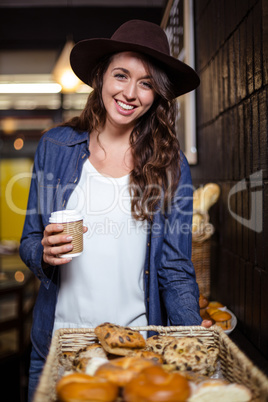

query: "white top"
xmin=53 ymin=159 xmax=148 ymax=335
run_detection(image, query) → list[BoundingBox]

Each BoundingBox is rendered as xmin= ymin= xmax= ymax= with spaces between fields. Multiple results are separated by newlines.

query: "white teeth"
xmin=117 ymin=100 xmax=134 ymax=110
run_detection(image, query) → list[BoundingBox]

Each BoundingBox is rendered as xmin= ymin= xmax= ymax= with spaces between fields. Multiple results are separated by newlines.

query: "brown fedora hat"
xmin=70 ymin=19 xmax=200 ymax=98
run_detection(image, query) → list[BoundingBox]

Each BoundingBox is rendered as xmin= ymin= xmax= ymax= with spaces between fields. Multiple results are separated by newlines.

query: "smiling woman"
xmin=101 ymin=52 xmax=156 ymax=133
xmin=19 ymin=20 xmax=207 ymax=402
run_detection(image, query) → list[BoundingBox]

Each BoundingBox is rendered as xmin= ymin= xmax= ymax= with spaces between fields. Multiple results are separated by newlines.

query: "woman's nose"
xmin=123 ymin=81 xmax=137 ymax=100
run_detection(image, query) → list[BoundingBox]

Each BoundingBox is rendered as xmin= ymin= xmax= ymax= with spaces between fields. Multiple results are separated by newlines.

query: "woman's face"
xmin=101 ymin=51 xmax=156 ymax=131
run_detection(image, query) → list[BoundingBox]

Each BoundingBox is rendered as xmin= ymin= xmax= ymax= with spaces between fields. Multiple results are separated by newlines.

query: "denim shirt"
xmin=19 ymin=126 xmax=202 ymax=359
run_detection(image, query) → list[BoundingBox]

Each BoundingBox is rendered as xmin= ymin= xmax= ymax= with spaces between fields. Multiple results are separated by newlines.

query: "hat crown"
xmin=111 ymin=20 xmax=170 ymax=57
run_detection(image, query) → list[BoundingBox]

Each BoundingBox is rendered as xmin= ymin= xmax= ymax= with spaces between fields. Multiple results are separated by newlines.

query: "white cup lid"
xmin=49 ymin=210 xmax=83 ymax=223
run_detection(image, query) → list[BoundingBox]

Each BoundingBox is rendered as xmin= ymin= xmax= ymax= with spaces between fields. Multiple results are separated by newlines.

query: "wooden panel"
xmin=246 ymin=12 xmax=254 ymax=95
xmin=260 ymin=270 xmax=268 ymax=356
xmin=252 ymin=266 xmax=261 ymax=349
xmin=253 ymin=2 xmax=263 ymax=90
xmin=259 ymin=89 xmax=268 ymax=179
xmin=194 ymin=0 xmax=268 ymax=358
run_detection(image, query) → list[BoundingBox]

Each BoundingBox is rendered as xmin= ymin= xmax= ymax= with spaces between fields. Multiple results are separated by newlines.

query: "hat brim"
xmin=70 ymin=38 xmax=200 ymax=98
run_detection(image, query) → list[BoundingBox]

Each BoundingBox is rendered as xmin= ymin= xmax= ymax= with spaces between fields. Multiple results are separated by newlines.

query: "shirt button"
xmin=145 ymin=270 xmax=149 ymax=275
xmin=147 ymin=297 xmax=150 ymax=302
xmin=147 ymin=242 xmax=150 ymax=247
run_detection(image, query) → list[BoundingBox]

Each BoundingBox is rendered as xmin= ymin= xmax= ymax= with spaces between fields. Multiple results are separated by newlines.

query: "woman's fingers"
xmin=41 ymin=223 xmax=88 ymax=266
xmin=42 ymin=223 xmax=73 ymax=265
xmin=201 ymin=319 xmax=213 ymax=328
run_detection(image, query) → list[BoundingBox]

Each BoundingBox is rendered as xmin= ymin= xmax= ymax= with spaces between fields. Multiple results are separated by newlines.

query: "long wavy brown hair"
xmin=61 ymin=53 xmax=181 ymax=221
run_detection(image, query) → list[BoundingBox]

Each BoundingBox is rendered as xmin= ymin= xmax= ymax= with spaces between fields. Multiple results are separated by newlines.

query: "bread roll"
xmin=193 ymin=183 xmax=220 ymax=213
xmin=192 ymin=213 xmax=205 ymax=232
xmin=199 ymin=294 xmax=209 ymax=309
xmin=94 ymin=323 xmax=146 ymax=356
xmin=56 ymin=372 xmax=119 ymax=402
xmin=208 ymin=301 xmax=225 ymax=308
xmin=128 ymin=349 xmax=164 ymax=363
xmin=188 ymin=379 xmax=252 ymax=401
xmin=163 ymin=337 xmax=219 ymax=376
xmin=206 ymin=307 xmax=220 ymax=316
xmin=145 ymin=335 xmax=175 ymax=354
xmin=95 ymin=356 xmax=157 ymax=387
xmin=210 ymin=310 xmax=232 ymax=330
xmin=123 ymin=365 xmax=190 ymax=402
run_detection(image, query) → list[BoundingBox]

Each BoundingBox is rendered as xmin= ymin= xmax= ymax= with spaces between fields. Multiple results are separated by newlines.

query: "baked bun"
xmin=206 ymin=306 xmax=220 ymax=316
xmin=210 ymin=310 xmax=232 ymax=330
xmin=163 ymin=337 xmax=219 ymax=375
xmin=128 ymin=349 xmax=164 ymax=363
xmin=199 ymin=294 xmax=209 ymax=309
xmin=95 ymin=356 xmax=157 ymax=387
xmin=188 ymin=379 xmax=252 ymax=401
xmin=123 ymin=364 xmax=190 ymax=402
xmin=145 ymin=335 xmax=175 ymax=354
xmin=94 ymin=323 xmax=146 ymax=356
xmin=193 ymin=183 xmax=220 ymax=213
xmin=72 ymin=344 xmax=108 ymax=372
xmin=199 ymin=294 xmax=209 ymax=318
xmin=192 ymin=213 xmax=205 ymax=232
xmin=208 ymin=301 xmax=225 ymax=308
xmin=56 ymin=372 xmax=119 ymax=402
xmin=59 ymin=351 xmax=76 ymax=372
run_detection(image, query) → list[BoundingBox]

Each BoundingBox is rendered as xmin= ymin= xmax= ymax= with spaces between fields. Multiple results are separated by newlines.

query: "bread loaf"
xmin=193 ymin=183 xmax=220 ymax=213
xmin=56 ymin=372 xmax=119 ymax=402
xmin=123 ymin=365 xmax=190 ymax=402
xmin=188 ymin=379 xmax=252 ymax=401
xmin=95 ymin=356 xmax=157 ymax=387
xmin=94 ymin=323 xmax=146 ymax=356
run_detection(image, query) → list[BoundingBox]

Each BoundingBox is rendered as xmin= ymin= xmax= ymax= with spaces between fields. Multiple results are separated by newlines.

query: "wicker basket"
xmin=34 ymin=325 xmax=268 ymax=402
xmin=192 ymin=239 xmax=211 ymax=298
xmin=192 ymin=211 xmax=215 ymax=298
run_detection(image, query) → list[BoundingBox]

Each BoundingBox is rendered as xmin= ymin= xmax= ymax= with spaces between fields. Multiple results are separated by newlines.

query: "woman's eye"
xmin=141 ymin=81 xmax=153 ymax=89
xmin=114 ymin=73 xmax=127 ymax=80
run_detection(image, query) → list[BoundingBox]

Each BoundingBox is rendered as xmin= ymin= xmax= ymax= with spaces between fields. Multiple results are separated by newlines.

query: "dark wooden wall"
xmin=192 ymin=0 xmax=268 ymax=357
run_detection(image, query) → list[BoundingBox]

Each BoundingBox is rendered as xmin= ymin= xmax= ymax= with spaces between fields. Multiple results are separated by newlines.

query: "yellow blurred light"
xmin=53 ymin=40 xmax=82 ymax=93
xmin=58 ymin=69 xmax=81 ymax=92
xmin=14 ymin=137 xmax=24 ymax=150
xmin=14 ymin=270 xmax=25 ymax=282
xmin=2 ymin=118 xmax=17 ymax=134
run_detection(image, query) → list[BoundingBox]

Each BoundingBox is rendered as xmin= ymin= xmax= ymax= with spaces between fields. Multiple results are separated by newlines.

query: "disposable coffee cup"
xmin=49 ymin=210 xmax=83 ymax=258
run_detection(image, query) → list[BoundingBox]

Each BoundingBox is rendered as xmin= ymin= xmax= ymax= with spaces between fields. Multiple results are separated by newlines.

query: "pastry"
xmin=188 ymin=379 xmax=252 ymax=401
xmin=145 ymin=335 xmax=175 ymax=354
xmin=123 ymin=364 xmax=190 ymax=402
xmin=210 ymin=310 xmax=232 ymax=330
xmin=163 ymin=337 xmax=219 ymax=375
xmin=95 ymin=356 xmax=157 ymax=387
xmin=128 ymin=349 xmax=164 ymax=363
xmin=72 ymin=343 xmax=108 ymax=372
xmin=59 ymin=351 xmax=76 ymax=372
xmin=56 ymin=372 xmax=119 ymax=402
xmin=94 ymin=323 xmax=146 ymax=356
xmin=193 ymin=183 xmax=220 ymax=213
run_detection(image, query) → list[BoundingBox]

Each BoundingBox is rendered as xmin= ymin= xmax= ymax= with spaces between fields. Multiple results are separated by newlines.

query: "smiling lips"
xmin=116 ymin=99 xmax=136 ymax=112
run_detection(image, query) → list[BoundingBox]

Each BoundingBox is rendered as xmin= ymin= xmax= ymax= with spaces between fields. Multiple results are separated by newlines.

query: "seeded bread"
xmin=145 ymin=335 xmax=175 ymax=353
xmin=94 ymin=323 xmax=146 ymax=356
xmin=163 ymin=337 xmax=219 ymax=375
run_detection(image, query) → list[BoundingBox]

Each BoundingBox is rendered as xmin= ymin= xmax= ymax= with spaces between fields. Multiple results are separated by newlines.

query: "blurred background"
xmin=0 ymin=0 xmax=268 ymax=401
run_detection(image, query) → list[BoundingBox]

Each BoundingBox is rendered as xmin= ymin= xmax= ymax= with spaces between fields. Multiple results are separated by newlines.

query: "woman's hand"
xmin=201 ymin=319 xmax=213 ymax=328
xmin=41 ymin=223 xmax=87 ymax=266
